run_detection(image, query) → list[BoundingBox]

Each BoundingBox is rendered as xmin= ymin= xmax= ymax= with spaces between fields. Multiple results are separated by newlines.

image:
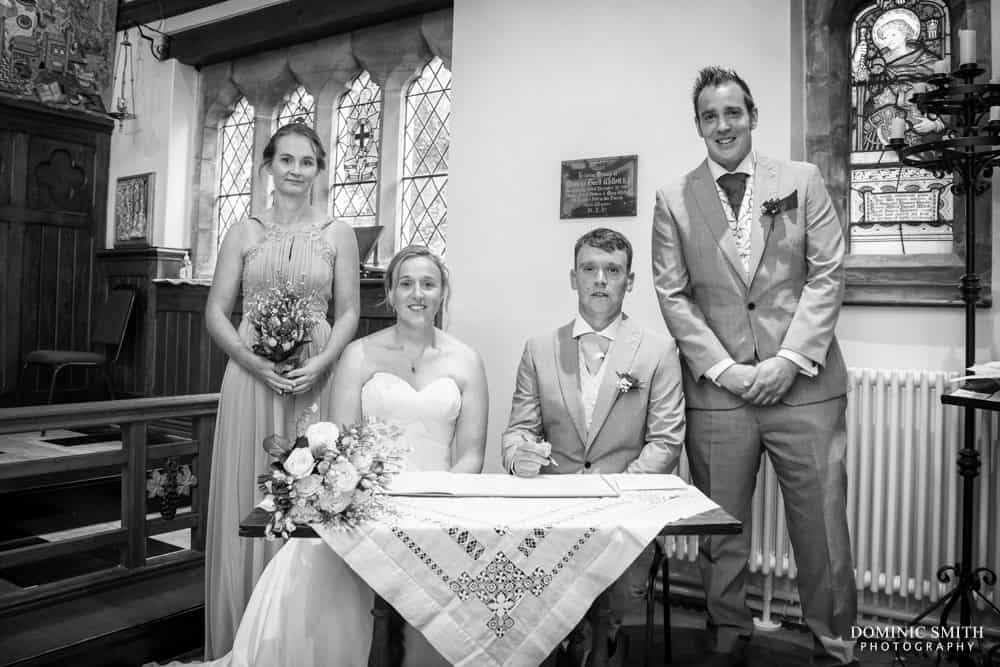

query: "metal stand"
xmin=890 ymin=64 xmax=1000 ymax=666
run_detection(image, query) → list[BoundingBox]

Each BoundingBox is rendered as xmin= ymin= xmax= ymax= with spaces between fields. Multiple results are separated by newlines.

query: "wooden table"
xmin=241 ymin=504 xmax=740 ymax=667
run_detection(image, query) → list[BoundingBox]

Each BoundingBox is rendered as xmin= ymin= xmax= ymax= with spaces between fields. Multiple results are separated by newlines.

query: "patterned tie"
xmin=578 ymin=332 xmax=610 ymax=375
xmin=717 ymin=172 xmax=748 ymax=218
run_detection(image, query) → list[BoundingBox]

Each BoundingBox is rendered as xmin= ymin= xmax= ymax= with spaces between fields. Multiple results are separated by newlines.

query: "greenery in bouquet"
xmin=257 ymin=408 xmax=408 ymax=540
xmin=245 ymin=278 xmax=319 ymax=374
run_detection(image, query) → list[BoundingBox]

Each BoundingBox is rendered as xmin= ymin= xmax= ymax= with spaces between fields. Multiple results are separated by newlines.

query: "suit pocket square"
xmin=761 ymin=191 xmax=798 ymax=218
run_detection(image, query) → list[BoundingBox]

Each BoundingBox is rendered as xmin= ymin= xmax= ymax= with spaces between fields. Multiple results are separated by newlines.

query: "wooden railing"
xmin=0 ymin=394 xmax=218 ymax=614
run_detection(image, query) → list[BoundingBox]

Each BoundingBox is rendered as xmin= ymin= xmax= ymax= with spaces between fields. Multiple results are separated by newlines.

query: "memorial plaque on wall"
xmin=560 ymin=155 xmax=637 ymax=219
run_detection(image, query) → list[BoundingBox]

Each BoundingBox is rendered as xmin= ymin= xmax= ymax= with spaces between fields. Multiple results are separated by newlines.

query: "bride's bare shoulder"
xmin=437 ymin=330 xmax=483 ymax=368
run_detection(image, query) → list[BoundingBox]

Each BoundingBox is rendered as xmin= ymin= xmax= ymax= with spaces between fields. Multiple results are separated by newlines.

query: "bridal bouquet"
xmin=257 ymin=410 xmax=408 ymax=540
xmin=245 ymin=279 xmax=318 ymax=374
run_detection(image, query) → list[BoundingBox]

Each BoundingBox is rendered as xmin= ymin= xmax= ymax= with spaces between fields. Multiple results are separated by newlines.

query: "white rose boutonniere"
xmin=615 ymin=371 xmax=642 ymax=395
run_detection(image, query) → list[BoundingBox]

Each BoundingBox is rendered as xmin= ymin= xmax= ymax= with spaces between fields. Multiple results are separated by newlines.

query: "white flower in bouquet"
xmin=314 ymin=486 xmax=354 ymax=514
xmin=283 ymin=446 xmax=316 ymax=479
xmin=258 ymin=495 xmax=276 ymax=512
xmin=326 ymin=458 xmax=361 ymax=492
xmin=294 ymin=474 xmax=323 ymax=497
xmin=349 ymin=449 xmax=374 ymax=472
xmin=306 ymin=422 xmax=341 ymax=457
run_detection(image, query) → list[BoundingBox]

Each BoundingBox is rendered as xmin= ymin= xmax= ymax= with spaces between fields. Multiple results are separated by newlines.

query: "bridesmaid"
xmin=202 ymin=122 xmax=360 ymax=658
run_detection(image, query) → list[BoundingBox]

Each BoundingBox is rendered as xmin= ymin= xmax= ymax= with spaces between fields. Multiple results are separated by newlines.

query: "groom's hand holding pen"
xmin=510 ymin=434 xmax=556 ymax=477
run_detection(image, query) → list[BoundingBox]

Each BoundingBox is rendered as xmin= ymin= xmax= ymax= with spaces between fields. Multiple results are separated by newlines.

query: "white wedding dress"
xmin=163 ymin=372 xmax=461 ymax=667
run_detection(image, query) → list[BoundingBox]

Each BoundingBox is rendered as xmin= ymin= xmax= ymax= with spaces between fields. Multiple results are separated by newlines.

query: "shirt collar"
xmin=707 ymin=150 xmax=756 ymax=182
xmin=572 ymin=313 xmax=623 ymax=340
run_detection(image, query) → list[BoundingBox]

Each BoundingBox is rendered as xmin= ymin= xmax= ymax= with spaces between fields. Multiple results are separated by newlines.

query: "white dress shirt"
xmin=572 ymin=314 xmax=622 ymax=433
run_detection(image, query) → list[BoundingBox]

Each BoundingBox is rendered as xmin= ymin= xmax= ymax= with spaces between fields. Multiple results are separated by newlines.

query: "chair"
xmin=19 ymin=287 xmax=136 ymax=404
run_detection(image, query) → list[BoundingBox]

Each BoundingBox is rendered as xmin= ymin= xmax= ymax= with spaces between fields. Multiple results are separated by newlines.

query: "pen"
xmin=546 ymin=456 xmax=559 ymax=467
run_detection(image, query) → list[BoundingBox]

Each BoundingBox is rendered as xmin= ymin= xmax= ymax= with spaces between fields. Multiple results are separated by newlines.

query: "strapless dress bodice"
xmin=360 ymin=372 xmax=461 ymax=472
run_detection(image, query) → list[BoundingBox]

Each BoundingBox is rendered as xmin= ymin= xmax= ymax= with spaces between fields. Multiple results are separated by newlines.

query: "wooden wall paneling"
xmin=0 ymin=221 xmax=15 ymax=398
xmin=184 ymin=311 xmax=201 ymax=394
xmin=97 ymin=248 xmax=187 ymax=398
xmin=0 ymin=129 xmax=11 ymax=206
xmin=1 ymin=98 xmax=111 ymax=404
xmin=19 ymin=222 xmax=43 ymax=395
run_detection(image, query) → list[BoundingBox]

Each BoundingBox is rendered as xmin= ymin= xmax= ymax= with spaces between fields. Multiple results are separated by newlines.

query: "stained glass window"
xmin=400 ymin=57 xmax=451 ymax=257
xmin=849 ymin=0 xmax=952 ymax=255
xmin=216 ymin=97 xmax=255 ymax=249
xmin=273 ymin=84 xmax=315 ymax=129
xmin=331 ymin=72 xmax=382 ymax=229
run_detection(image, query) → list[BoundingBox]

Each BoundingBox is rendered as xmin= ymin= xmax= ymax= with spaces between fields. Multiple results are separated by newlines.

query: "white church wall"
xmin=106 ymin=48 xmax=198 ymax=250
xmin=447 ymin=0 xmax=796 ymax=470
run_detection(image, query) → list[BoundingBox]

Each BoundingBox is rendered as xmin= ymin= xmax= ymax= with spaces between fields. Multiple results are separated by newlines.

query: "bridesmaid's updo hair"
xmin=384 ymin=245 xmax=451 ymax=313
xmin=261 ymin=122 xmax=327 ymax=171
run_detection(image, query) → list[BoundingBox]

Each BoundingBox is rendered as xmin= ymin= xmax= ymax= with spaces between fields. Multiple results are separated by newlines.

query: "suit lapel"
xmin=748 ymin=155 xmax=778 ymax=284
xmin=586 ymin=317 xmax=641 ymax=450
xmin=690 ymin=161 xmax=746 ymax=285
xmin=554 ymin=323 xmax=587 ymax=446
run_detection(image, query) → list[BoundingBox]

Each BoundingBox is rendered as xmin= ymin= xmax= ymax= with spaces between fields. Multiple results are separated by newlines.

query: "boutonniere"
xmin=761 ymin=190 xmax=798 ymax=219
xmin=615 ymin=371 xmax=642 ymax=395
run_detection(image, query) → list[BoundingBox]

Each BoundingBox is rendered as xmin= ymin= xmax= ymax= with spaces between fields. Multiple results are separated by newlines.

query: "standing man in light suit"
xmin=651 ymin=67 xmax=857 ymax=667
xmin=503 ymin=227 xmax=685 ymax=665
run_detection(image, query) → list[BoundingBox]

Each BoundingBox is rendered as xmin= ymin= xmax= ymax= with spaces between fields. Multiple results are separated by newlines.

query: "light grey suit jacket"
xmin=651 ymin=155 xmax=847 ymax=410
xmin=502 ymin=316 xmax=685 ymax=474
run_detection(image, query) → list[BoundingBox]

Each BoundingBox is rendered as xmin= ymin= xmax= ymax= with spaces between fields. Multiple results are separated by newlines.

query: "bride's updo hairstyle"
xmin=384 ymin=245 xmax=451 ymax=315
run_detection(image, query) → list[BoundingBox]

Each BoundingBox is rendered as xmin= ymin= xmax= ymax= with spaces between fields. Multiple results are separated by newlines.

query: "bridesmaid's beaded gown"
xmin=205 ymin=218 xmax=339 ymax=658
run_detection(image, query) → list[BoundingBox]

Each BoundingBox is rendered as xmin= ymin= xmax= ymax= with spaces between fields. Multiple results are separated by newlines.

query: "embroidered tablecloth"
xmin=316 ymin=485 xmax=719 ymax=667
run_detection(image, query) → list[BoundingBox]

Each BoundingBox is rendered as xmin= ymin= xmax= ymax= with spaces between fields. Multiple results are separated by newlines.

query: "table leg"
xmin=662 ymin=550 xmax=672 ymax=664
xmin=586 ymin=591 xmax=611 ymax=667
xmin=368 ymin=594 xmax=392 ymax=667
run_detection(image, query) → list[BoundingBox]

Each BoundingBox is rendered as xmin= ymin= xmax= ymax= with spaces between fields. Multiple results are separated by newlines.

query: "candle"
xmin=991 ymin=106 xmax=1000 ymax=122
xmin=890 ymin=117 xmax=906 ymax=140
xmin=934 ymin=59 xmax=950 ymax=74
xmin=958 ymin=29 xmax=976 ymax=65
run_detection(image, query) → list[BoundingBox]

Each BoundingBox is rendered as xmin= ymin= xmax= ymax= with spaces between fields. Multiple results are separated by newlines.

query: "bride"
xmin=170 ymin=246 xmax=488 ymax=667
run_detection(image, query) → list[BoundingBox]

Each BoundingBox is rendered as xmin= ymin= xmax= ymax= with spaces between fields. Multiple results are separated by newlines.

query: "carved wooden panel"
xmin=27 ymin=137 xmax=94 ymax=215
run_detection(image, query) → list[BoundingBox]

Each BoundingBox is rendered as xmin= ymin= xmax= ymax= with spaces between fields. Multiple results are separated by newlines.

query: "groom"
xmin=502 ymin=227 xmax=686 ymax=663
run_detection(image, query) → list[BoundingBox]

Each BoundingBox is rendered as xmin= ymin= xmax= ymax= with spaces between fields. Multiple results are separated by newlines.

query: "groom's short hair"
xmin=574 ymin=228 xmax=633 ymax=272
xmin=692 ymin=66 xmax=756 ymax=118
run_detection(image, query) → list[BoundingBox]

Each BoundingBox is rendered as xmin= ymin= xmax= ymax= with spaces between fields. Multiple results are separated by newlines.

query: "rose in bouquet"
xmin=246 ymin=279 xmax=319 ymax=374
xmin=256 ymin=410 xmax=408 ymax=540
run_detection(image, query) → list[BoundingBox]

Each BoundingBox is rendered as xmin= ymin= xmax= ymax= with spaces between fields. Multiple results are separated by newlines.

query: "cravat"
xmin=717 ymin=172 xmax=748 ymax=217
xmin=579 ymin=332 xmax=610 ymax=375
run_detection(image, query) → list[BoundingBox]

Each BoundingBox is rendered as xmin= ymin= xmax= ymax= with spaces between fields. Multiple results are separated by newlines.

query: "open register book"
xmin=385 ymin=472 xmax=689 ymax=498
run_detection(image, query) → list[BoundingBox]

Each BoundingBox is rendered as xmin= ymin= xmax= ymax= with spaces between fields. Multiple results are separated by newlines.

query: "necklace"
xmin=394 ymin=327 xmax=433 ymax=374
xmin=405 ymin=346 xmax=426 ymax=374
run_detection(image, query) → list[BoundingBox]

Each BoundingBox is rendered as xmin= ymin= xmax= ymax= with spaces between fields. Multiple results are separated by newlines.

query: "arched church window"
xmin=274 ymin=84 xmax=316 ymax=128
xmin=400 ymin=56 xmax=451 ymax=257
xmin=331 ymin=71 xmax=382 ymax=228
xmin=216 ymin=96 xmax=255 ymax=249
xmin=849 ymin=0 xmax=952 ymax=255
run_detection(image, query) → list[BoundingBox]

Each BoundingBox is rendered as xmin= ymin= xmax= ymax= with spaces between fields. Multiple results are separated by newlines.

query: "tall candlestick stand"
xmin=889 ymin=63 xmax=1000 ymax=666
